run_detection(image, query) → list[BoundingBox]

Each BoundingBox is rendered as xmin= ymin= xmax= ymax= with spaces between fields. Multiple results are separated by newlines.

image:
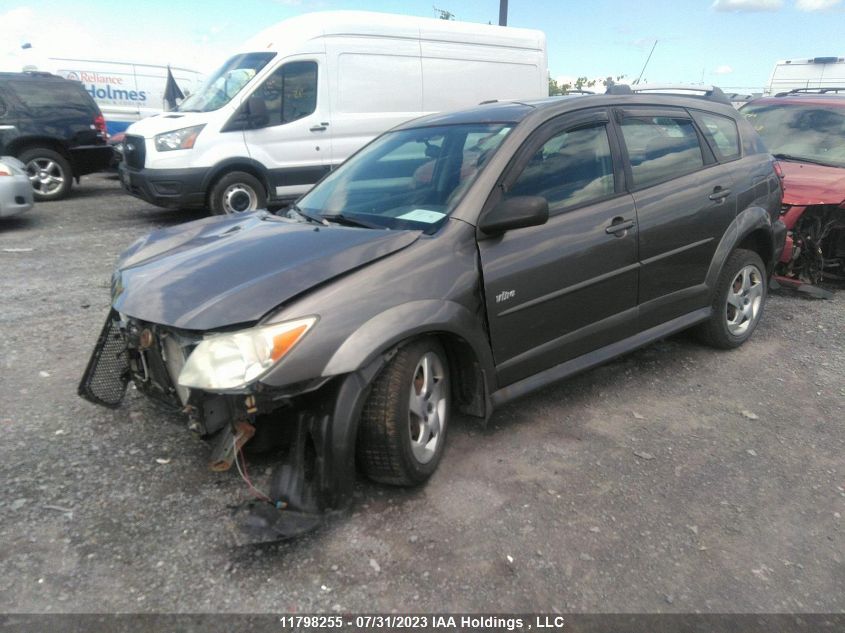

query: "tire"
xmin=19 ymin=148 xmax=73 ymax=201
xmin=696 ymin=248 xmax=767 ymax=349
xmin=208 ymin=171 xmax=267 ymax=215
xmin=357 ymin=338 xmax=450 ymax=486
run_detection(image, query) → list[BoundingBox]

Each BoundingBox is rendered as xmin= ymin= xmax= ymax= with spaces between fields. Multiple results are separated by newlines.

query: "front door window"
xmin=254 ymin=61 xmax=318 ymax=127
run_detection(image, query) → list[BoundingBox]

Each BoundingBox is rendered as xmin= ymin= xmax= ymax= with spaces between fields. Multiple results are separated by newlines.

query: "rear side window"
xmin=7 ymin=80 xmax=94 ymax=112
xmin=620 ymin=116 xmax=705 ymax=189
xmin=507 ymin=124 xmax=615 ymax=213
xmin=694 ymin=112 xmax=740 ymax=161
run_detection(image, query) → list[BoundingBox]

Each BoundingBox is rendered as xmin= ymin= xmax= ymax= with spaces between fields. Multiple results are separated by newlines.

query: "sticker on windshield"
xmin=397 ymin=209 xmax=446 ymax=223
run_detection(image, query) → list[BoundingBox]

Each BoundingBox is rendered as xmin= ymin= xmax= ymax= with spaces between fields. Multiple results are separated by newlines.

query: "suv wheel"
xmin=357 ymin=338 xmax=450 ymax=486
xmin=697 ymin=248 xmax=767 ymax=349
xmin=209 ymin=171 xmax=267 ymax=215
xmin=19 ymin=148 xmax=73 ymax=201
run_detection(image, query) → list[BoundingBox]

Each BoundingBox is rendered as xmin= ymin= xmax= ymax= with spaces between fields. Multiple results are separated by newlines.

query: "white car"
xmin=0 ymin=156 xmax=34 ymax=218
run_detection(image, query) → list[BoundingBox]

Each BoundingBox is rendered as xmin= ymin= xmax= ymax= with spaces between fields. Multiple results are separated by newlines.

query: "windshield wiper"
xmin=772 ymin=153 xmax=841 ymax=168
xmin=321 ymin=213 xmax=383 ymax=229
xmin=288 ymin=203 xmax=329 ymax=226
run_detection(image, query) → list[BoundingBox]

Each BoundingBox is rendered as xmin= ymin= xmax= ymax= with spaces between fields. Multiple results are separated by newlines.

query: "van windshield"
xmin=297 ymin=123 xmax=514 ymax=232
xmin=177 ymin=52 xmax=275 ymax=113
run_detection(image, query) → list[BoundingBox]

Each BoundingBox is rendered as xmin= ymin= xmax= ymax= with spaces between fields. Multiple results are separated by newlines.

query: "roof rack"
xmin=774 ymin=87 xmax=845 ymax=97
xmin=607 ymin=83 xmax=731 ymax=104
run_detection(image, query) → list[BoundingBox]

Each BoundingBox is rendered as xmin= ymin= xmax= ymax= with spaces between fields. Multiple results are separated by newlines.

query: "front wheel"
xmin=696 ymin=248 xmax=767 ymax=349
xmin=357 ymin=338 xmax=450 ymax=486
xmin=208 ymin=171 xmax=267 ymax=215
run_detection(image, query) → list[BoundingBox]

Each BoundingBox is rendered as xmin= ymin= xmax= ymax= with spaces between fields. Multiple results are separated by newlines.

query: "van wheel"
xmin=696 ymin=248 xmax=767 ymax=349
xmin=357 ymin=338 xmax=450 ymax=486
xmin=209 ymin=171 xmax=267 ymax=215
xmin=19 ymin=148 xmax=73 ymax=201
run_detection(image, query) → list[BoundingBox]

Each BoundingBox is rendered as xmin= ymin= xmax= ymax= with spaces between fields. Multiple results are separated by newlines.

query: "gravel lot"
xmin=1 ymin=174 xmax=843 ymax=614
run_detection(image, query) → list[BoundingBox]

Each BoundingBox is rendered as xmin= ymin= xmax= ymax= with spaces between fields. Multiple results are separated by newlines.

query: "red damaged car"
xmin=742 ymin=91 xmax=845 ymax=285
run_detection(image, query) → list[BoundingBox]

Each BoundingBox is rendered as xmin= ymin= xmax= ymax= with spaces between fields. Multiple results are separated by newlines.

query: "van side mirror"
xmin=246 ymin=94 xmax=269 ymax=128
xmin=222 ymin=95 xmax=270 ymax=133
xmin=478 ymin=196 xmax=549 ymax=236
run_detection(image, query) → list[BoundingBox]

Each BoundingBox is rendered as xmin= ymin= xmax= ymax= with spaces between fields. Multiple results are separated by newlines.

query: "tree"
xmin=549 ymin=74 xmax=626 ymax=96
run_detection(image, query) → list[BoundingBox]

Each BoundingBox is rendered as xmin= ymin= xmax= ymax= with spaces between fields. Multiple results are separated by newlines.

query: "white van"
xmin=118 ymin=11 xmax=547 ymax=214
xmin=764 ymin=56 xmax=845 ymax=96
xmin=26 ymin=58 xmax=204 ymax=136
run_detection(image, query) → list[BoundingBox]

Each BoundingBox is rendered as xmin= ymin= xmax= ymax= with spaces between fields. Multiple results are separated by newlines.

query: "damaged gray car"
xmin=80 ymin=90 xmax=784 ymax=539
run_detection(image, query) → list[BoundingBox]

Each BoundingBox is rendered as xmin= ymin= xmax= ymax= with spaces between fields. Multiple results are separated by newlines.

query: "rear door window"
xmin=620 ymin=116 xmax=705 ymax=189
xmin=693 ymin=111 xmax=740 ymax=161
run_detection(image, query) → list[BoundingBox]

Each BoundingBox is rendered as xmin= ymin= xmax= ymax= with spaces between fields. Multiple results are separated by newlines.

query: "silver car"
xmin=0 ymin=156 xmax=34 ymax=218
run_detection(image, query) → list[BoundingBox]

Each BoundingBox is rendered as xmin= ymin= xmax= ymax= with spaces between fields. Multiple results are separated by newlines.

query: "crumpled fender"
xmin=321 ymin=298 xmax=496 ymax=388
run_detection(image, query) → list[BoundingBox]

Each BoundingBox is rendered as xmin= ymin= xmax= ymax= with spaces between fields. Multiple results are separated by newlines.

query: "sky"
xmin=1 ymin=0 xmax=843 ymax=93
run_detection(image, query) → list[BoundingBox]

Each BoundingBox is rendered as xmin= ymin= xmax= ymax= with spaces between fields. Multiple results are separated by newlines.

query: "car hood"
xmin=126 ymin=111 xmax=212 ymax=138
xmin=112 ymin=212 xmax=420 ymax=330
xmin=779 ymin=160 xmax=845 ymax=206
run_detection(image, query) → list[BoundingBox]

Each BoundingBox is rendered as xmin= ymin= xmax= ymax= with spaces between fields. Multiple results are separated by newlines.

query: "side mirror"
xmin=478 ymin=196 xmax=549 ymax=236
xmin=246 ymin=94 xmax=269 ymax=128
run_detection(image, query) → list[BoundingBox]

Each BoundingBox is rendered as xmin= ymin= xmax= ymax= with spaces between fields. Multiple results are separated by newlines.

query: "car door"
xmin=614 ymin=107 xmax=737 ymax=329
xmin=242 ymin=55 xmax=332 ymax=200
xmin=478 ymin=109 xmax=640 ymax=387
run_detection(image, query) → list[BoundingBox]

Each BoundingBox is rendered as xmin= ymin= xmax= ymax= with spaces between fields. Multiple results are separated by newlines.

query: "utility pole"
xmin=499 ymin=0 xmax=508 ymax=26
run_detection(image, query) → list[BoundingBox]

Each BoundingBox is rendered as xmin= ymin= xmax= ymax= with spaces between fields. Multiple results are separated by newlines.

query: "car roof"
xmin=746 ymin=94 xmax=845 ymax=108
xmin=0 ymin=72 xmax=69 ymax=82
xmin=395 ymin=93 xmax=741 ymax=130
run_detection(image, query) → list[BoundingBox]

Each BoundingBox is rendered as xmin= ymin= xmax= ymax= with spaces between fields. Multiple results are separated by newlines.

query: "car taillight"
xmin=0 ymin=162 xmax=11 ymax=176
xmin=93 ymin=113 xmax=108 ymax=138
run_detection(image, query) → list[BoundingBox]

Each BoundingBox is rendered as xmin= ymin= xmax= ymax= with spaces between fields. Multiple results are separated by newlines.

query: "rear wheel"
xmin=19 ymin=148 xmax=73 ymax=201
xmin=357 ymin=338 xmax=450 ymax=486
xmin=697 ymin=248 xmax=767 ymax=349
xmin=208 ymin=171 xmax=267 ymax=215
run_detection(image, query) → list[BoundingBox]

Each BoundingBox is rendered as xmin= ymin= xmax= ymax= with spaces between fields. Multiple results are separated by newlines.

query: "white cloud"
xmin=714 ymin=65 xmax=734 ymax=74
xmin=795 ymin=0 xmax=842 ymax=10
xmin=0 ymin=8 xmax=227 ymax=74
xmin=712 ymin=0 xmax=784 ymax=11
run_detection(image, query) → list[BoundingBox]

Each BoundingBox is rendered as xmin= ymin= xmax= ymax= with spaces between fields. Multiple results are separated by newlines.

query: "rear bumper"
xmin=119 ymin=163 xmax=209 ymax=209
xmin=0 ymin=174 xmax=34 ymax=218
xmin=70 ymin=145 xmax=114 ymax=176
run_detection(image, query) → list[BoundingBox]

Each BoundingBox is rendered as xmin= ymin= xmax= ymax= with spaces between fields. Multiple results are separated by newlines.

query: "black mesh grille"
xmin=78 ymin=311 xmax=130 ymax=408
xmin=123 ymin=134 xmax=146 ymax=170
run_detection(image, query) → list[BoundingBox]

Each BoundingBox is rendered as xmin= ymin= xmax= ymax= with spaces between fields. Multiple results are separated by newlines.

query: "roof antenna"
xmin=633 ymin=40 xmax=658 ymax=85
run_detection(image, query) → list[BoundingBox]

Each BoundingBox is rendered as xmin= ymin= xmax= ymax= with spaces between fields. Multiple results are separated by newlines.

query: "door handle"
xmin=709 ymin=186 xmax=731 ymax=201
xmin=605 ymin=218 xmax=635 ymax=235
xmin=309 ymin=123 xmax=329 ymax=132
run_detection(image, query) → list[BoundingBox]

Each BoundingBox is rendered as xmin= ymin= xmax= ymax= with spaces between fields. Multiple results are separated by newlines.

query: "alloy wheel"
xmin=407 ymin=351 xmax=447 ymax=464
xmin=725 ymin=264 xmax=763 ymax=336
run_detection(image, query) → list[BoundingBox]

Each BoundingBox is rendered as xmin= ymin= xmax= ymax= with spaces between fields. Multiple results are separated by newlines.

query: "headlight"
xmin=154 ymin=125 xmax=205 ymax=152
xmin=177 ymin=317 xmax=316 ymax=390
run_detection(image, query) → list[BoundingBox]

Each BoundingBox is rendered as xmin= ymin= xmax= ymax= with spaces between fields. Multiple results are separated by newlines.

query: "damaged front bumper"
xmin=78 ymin=310 xmax=382 ymax=541
xmin=776 ymin=203 xmax=845 ymax=288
